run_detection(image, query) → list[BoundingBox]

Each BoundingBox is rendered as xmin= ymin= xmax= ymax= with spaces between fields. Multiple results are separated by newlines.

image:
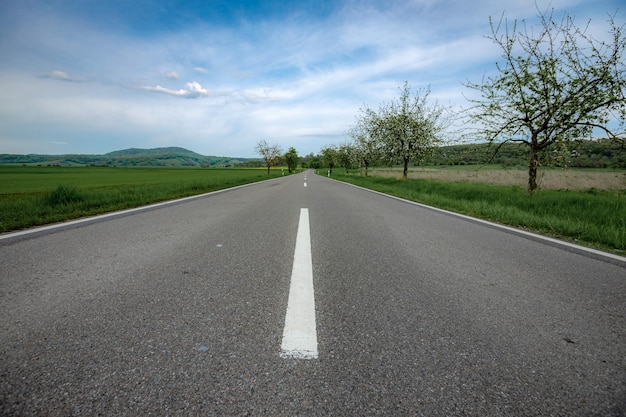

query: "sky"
xmin=0 ymin=0 xmax=623 ymax=158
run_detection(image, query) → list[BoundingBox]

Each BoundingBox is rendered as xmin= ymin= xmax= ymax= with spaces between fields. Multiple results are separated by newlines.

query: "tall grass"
xmin=0 ymin=166 xmax=284 ymax=232
xmin=332 ymin=173 xmax=626 ymax=254
xmin=44 ymin=185 xmax=85 ymax=206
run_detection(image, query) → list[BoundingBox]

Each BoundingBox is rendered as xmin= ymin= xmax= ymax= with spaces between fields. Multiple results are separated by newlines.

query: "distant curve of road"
xmin=1 ymin=171 xmax=624 ymax=416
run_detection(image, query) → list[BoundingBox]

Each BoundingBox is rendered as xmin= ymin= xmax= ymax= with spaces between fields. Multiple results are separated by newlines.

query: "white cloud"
xmin=141 ymin=84 xmax=188 ymax=97
xmin=140 ymin=81 xmax=295 ymax=104
xmin=141 ymin=81 xmax=213 ymax=98
xmin=41 ymin=70 xmax=82 ymax=82
xmin=185 ymin=81 xmax=211 ymax=97
xmin=165 ymin=71 xmax=179 ymax=80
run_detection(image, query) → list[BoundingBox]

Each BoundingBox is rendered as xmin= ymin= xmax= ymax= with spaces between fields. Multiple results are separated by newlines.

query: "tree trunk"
xmin=267 ymin=165 xmax=271 ymax=175
xmin=364 ymin=161 xmax=369 ymax=177
xmin=528 ymin=134 xmax=539 ymax=192
xmin=403 ymin=157 xmax=409 ymax=179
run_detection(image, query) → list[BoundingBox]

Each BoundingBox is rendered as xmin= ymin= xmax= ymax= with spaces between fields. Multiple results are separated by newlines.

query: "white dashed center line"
xmin=280 ymin=208 xmax=318 ymax=360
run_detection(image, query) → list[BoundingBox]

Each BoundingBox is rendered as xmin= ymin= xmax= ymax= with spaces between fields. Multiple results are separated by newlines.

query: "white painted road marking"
xmin=304 ymin=182 xmax=307 ymax=187
xmin=280 ymin=208 xmax=318 ymax=359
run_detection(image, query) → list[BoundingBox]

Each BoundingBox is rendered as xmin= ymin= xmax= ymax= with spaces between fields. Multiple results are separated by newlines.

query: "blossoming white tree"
xmin=466 ymin=9 xmax=626 ymax=192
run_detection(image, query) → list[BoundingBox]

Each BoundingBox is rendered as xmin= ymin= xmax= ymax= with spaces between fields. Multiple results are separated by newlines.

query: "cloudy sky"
xmin=0 ymin=0 xmax=622 ymax=157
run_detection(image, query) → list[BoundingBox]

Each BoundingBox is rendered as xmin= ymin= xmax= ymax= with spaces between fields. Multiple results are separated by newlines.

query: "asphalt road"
xmin=1 ymin=171 xmax=624 ymax=416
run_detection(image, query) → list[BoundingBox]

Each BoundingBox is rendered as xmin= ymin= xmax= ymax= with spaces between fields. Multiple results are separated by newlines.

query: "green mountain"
xmin=0 ymin=147 xmax=255 ymax=167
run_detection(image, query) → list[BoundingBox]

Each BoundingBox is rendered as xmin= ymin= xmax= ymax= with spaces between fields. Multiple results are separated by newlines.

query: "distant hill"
xmin=105 ymin=147 xmax=203 ymax=158
xmin=0 ymin=147 xmax=255 ymax=167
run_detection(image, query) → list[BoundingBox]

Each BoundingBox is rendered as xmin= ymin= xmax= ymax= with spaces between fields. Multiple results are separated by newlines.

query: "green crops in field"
xmin=0 ymin=166 xmax=284 ymax=232
xmin=332 ymin=173 xmax=626 ymax=254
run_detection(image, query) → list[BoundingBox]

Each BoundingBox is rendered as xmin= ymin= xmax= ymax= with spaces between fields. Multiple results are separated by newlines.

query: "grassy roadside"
xmin=329 ymin=171 xmax=626 ymax=255
xmin=370 ymin=165 xmax=626 ymax=190
xmin=0 ymin=166 xmax=286 ymax=233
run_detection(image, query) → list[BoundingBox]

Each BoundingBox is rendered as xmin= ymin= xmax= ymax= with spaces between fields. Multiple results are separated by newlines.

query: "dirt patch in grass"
xmin=370 ymin=168 xmax=626 ymax=190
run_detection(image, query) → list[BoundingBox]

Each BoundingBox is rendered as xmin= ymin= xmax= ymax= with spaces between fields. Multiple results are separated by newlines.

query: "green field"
xmin=0 ymin=166 xmax=285 ymax=232
xmin=331 ymin=171 xmax=626 ymax=255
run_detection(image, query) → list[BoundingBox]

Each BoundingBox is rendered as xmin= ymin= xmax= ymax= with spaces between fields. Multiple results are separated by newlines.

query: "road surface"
xmin=1 ymin=171 xmax=624 ymax=416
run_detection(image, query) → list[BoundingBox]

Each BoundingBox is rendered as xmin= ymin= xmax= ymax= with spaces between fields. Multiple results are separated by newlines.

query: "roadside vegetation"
xmin=369 ymin=165 xmax=626 ymax=191
xmin=330 ymin=170 xmax=625 ymax=255
xmin=0 ymin=166 xmax=287 ymax=232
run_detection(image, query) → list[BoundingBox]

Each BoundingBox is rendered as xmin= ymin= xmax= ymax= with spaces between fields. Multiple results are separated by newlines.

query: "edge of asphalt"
xmin=324 ymin=176 xmax=626 ymax=268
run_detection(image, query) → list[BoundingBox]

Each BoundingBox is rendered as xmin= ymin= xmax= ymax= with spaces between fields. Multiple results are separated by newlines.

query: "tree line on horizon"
xmin=311 ymin=138 xmax=626 ymax=171
xmin=250 ymin=137 xmax=625 ymax=173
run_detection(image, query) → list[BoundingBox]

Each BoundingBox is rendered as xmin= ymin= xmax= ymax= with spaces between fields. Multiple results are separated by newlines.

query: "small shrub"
xmin=188 ymin=182 xmax=207 ymax=192
xmin=44 ymin=185 xmax=84 ymax=206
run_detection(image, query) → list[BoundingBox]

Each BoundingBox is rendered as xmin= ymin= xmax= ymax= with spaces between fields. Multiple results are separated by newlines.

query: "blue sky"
xmin=0 ymin=0 xmax=622 ymax=157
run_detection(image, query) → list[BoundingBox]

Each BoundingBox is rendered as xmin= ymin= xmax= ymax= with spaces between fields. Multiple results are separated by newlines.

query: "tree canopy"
xmin=347 ymin=118 xmax=383 ymax=177
xmin=359 ymin=82 xmax=449 ymax=179
xmin=320 ymin=146 xmax=338 ymax=174
xmin=255 ymin=140 xmax=282 ymax=175
xmin=466 ymin=8 xmax=626 ymax=192
xmin=284 ymin=147 xmax=299 ymax=173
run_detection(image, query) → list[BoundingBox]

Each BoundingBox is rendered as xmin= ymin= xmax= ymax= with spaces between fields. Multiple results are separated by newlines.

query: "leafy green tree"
xmin=466 ymin=9 xmax=626 ymax=192
xmin=320 ymin=146 xmax=338 ymax=174
xmin=336 ymin=143 xmax=357 ymax=173
xmin=284 ymin=147 xmax=299 ymax=173
xmin=255 ymin=140 xmax=282 ymax=175
xmin=309 ymin=156 xmax=322 ymax=170
xmin=363 ymin=82 xmax=448 ymax=179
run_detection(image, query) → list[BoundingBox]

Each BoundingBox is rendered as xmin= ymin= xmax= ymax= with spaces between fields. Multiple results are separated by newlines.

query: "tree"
xmin=320 ymin=146 xmax=338 ymax=174
xmin=364 ymin=82 xmax=448 ymax=179
xmin=347 ymin=117 xmax=383 ymax=177
xmin=284 ymin=147 xmax=299 ymax=173
xmin=255 ymin=140 xmax=282 ymax=175
xmin=466 ymin=9 xmax=626 ymax=192
xmin=309 ymin=156 xmax=322 ymax=170
xmin=337 ymin=143 xmax=357 ymax=174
